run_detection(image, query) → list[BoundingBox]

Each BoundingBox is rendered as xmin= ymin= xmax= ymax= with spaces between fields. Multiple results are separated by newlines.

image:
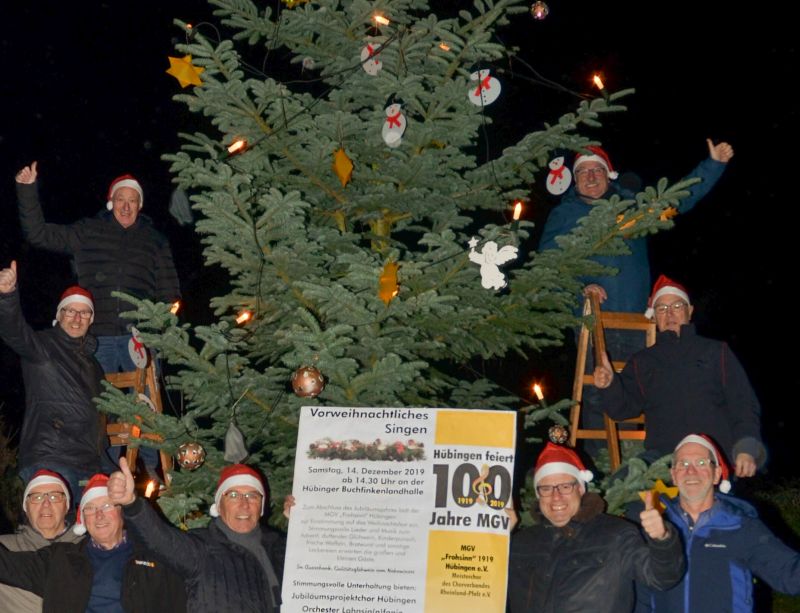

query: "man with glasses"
xmin=539 ymin=141 xmax=734 ymax=313
xmin=594 ymin=275 xmax=765 ymax=477
xmin=0 ymin=473 xmax=186 ymax=611
xmin=641 ymin=434 xmax=799 ymax=611
xmin=508 ymin=443 xmax=684 ymax=612
xmin=107 ymin=459 xmax=285 ymax=612
xmin=0 ymin=260 xmax=106 ymax=498
xmin=0 ymin=470 xmax=83 ymax=612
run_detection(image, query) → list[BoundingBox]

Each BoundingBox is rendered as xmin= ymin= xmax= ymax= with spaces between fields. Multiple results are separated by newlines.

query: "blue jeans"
xmin=19 ymin=463 xmax=94 ymax=511
xmin=95 ymin=335 xmax=160 ymax=475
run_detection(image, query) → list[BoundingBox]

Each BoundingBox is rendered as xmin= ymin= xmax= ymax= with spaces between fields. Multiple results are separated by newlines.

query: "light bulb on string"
xmin=592 ymin=73 xmax=610 ymax=101
xmin=511 ymin=200 xmax=523 ymax=231
xmin=236 ymin=310 xmax=252 ymax=325
xmin=533 ymin=383 xmax=544 ymax=402
xmin=372 ymin=13 xmax=390 ymax=27
xmin=227 ymin=138 xmax=248 ymax=155
xmin=170 ymin=300 xmax=181 ymax=315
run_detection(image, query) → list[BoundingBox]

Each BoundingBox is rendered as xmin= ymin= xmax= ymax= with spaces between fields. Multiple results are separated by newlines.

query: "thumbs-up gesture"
xmin=108 ymin=456 xmax=137 ymax=506
xmin=707 ymin=139 xmax=734 ymax=163
xmin=15 ymin=161 xmax=38 ymax=184
xmin=640 ymin=491 xmax=668 ymax=541
xmin=0 ymin=261 xmax=18 ymax=294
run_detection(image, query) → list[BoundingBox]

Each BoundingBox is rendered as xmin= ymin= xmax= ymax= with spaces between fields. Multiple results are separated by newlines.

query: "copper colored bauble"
xmin=291 ymin=365 xmax=325 ymax=398
xmin=530 ymin=1 xmax=549 ymax=20
xmin=548 ymin=424 xmax=569 ymax=445
xmin=176 ymin=442 xmax=206 ymax=471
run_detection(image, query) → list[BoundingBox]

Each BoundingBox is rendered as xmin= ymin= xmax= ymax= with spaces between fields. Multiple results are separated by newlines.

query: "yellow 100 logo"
xmin=432 ymin=463 xmax=511 ymax=509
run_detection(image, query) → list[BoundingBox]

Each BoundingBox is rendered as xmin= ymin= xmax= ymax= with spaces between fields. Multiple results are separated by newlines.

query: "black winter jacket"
xmin=123 ymin=497 xmax=285 ymax=613
xmin=0 ymin=536 xmax=187 ymax=613
xmin=17 ymin=182 xmax=180 ymax=336
xmin=601 ymin=324 xmax=765 ymax=465
xmin=508 ymin=493 xmax=685 ymax=613
xmin=0 ymin=290 xmax=105 ymax=472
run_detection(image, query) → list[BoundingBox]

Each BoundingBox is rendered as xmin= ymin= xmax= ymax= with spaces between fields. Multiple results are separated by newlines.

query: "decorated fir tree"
xmin=99 ymin=0 xmax=694 ymax=525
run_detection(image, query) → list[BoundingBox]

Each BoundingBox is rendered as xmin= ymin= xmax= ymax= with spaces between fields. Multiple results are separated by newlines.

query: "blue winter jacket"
xmin=538 ymin=158 xmax=726 ymax=312
xmin=649 ymin=494 xmax=800 ymax=612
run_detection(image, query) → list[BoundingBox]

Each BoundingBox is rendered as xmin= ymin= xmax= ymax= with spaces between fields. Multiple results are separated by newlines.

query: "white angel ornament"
xmin=468 ymin=237 xmax=518 ymax=290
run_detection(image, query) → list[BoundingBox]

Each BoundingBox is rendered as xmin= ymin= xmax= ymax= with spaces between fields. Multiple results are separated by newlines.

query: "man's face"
xmin=671 ymin=442 xmax=721 ymax=508
xmin=26 ymin=483 xmax=69 ymax=539
xmin=537 ymin=473 xmax=583 ymax=527
xmin=574 ymin=161 xmax=610 ymax=201
xmin=218 ymin=486 xmax=263 ymax=534
xmin=111 ymin=186 xmax=141 ymax=228
xmin=57 ymin=300 xmax=93 ymax=338
xmin=653 ymin=292 xmax=693 ymax=335
xmin=83 ymin=495 xmax=124 ymax=549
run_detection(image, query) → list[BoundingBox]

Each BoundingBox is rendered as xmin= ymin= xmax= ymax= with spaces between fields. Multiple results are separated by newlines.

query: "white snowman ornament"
xmin=381 ymin=103 xmax=407 ymax=148
xmin=128 ymin=326 xmax=149 ymax=369
xmin=546 ymin=156 xmax=572 ymax=195
xmin=468 ymin=237 xmax=519 ymax=290
xmin=360 ymin=43 xmax=383 ymax=76
xmin=468 ymin=69 xmax=501 ymax=107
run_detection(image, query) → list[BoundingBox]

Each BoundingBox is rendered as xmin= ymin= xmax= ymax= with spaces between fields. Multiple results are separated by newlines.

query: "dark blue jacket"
xmin=539 ymin=158 xmax=726 ymax=312
xmin=602 ymin=324 xmax=765 ymax=466
xmin=649 ymin=494 xmax=800 ymax=612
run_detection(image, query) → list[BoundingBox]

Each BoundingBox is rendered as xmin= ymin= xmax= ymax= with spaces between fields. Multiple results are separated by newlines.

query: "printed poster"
xmin=282 ymin=406 xmax=516 ymax=613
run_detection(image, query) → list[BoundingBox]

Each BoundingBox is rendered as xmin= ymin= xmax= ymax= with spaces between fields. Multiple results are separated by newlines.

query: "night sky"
xmin=1 ymin=2 xmax=796 ymax=473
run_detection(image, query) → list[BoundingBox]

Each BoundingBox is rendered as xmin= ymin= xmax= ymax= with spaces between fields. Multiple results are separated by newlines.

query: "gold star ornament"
xmin=638 ymin=479 xmax=679 ymax=514
xmin=166 ymin=55 xmax=205 ymax=88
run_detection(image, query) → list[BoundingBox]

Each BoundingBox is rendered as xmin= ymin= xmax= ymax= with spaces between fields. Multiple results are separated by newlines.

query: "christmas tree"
xmin=99 ymin=0 xmax=696 ymax=526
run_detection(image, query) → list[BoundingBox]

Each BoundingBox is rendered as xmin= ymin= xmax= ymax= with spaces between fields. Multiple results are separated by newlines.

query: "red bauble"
xmin=291 ymin=366 xmax=325 ymax=398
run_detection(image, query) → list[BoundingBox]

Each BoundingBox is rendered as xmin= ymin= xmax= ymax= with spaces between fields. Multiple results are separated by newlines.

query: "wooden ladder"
xmin=105 ymin=359 xmax=172 ymax=487
xmin=568 ymin=294 xmax=656 ymax=470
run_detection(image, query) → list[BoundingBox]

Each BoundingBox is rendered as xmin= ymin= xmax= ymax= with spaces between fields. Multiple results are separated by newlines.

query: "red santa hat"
xmin=573 ymin=145 xmax=618 ymax=180
xmin=106 ymin=174 xmax=144 ymax=211
xmin=53 ymin=285 xmax=94 ymax=326
xmin=644 ymin=274 xmax=691 ymax=319
xmin=674 ymin=434 xmax=732 ymax=493
xmin=209 ymin=464 xmax=266 ymax=518
xmin=533 ymin=442 xmax=593 ymax=493
xmin=73 ymin=474 xmax=110 ymax=535
xmin=22 ymin=469 xmax=71 ymax=513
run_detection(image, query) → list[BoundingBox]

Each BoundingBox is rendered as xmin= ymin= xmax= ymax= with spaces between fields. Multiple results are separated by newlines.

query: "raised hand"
xmin=640 ymin=491 xmax=668 ymax=541
xmin=108 ymin=456 xmax=137 ymax=506
xmin=735 ymin=452 xmax=756 ymax=478
xmin=707 ymin=139 xmax=734 ymax=163
xmin=15 ymin=161 xmax=38 ymax=184
xmin=0 ymin=261 xmax=18 ymax=294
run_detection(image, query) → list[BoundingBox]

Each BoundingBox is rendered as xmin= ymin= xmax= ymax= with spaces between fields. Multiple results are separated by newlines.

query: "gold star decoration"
xmin=378 ymin=261 xmax=399 ymax=305
xmin=638 ymin=479 xmax=679 ymax=513
xmin=660 ymin=206 xmax=678 ymax=221
xmin=332 ymin=147 xmax=353 ymax=187
xmin=166 ymin=55 xmax=205 ymax=88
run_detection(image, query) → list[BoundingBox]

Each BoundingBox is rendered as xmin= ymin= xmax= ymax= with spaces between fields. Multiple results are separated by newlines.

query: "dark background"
xmin=0 ymin=2 xmax=795 ymax=474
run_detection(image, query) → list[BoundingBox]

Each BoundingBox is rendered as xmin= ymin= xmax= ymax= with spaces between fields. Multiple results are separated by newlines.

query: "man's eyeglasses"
xmin=536 ymin=480 xmax=579 ymax=497
xmin=26 ymin=491 xmax=67 ymax=505
xmin=575 ymin=167 xmax=607 ymax=178
xmin=673 ymin=458 xmax=716 ymax=471
xmin=653 ymin=300 xmax=688 ymax=315
xmin=61 ymin=307 xmax=93 ymax=319
xmin=223 ymin=490 xmax=263 ymax=502
xmin=82 ymin=502 xmax=120 ymax=516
